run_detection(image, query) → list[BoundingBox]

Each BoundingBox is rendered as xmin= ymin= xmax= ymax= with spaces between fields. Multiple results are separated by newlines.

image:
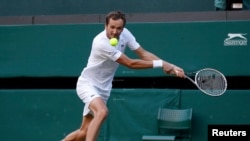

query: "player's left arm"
xmin=133 ymin=47 xmax=160 ymax=61
xmin=134 ymin=47 xmax=185 ymax=77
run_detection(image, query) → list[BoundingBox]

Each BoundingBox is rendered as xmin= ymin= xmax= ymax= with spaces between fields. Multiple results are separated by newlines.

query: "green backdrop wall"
xmin=0 ymin=0 xmax=214 ymax=16
xmin=0 ymin=21 xmax=249 ymax=77
xmin=0 ymin=89 xmax=249 ymax=141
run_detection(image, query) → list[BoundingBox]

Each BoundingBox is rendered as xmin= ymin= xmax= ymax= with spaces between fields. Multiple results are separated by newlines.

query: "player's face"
xmin=105 ymin=18 xmax=124 ymax=39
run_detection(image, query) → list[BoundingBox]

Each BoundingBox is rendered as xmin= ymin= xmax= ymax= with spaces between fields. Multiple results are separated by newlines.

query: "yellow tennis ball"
xmin=109 ymin=38 xmax=118 ymax=46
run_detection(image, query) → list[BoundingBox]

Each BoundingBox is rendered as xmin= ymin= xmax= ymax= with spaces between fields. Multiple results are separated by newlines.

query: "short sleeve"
xmin=122 ymin=28 xmax=140 ymax=50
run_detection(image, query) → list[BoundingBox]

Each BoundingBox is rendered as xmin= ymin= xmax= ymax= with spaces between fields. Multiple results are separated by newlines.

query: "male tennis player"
xmin=62 ymin=10 xmax=185 ymax=141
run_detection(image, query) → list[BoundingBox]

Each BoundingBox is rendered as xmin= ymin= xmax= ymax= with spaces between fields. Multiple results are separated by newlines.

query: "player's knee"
xmin=96 ymin=108 xmax=108 ymax=121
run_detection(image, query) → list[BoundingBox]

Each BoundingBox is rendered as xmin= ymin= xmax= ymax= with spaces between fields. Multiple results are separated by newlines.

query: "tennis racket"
xmin=184 ymin=68 xmax=227 ymax=96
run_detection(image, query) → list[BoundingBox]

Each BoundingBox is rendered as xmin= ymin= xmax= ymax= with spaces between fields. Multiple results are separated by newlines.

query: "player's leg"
xmin=63 ymin=114 xmax=93 ymax=141
xmin=85 ymin=97 xmax=108 ymax=141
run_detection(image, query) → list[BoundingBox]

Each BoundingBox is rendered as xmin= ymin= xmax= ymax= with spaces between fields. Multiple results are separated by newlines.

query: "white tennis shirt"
xmin=78 ymin=28 xmax=140 ymax=94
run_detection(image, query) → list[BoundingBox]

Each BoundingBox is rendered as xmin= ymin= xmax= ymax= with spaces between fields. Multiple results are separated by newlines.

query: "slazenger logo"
xmin=224 ymin=33 xmax=247 ymax=46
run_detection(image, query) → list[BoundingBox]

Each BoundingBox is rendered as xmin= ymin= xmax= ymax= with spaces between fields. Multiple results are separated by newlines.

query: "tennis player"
xmin=62 ymin=10 xmax=185 ymax=141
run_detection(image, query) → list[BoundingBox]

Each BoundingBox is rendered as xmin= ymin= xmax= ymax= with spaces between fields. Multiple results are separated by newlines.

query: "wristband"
xmin=153 ymin=60 xmax=163 ymax=68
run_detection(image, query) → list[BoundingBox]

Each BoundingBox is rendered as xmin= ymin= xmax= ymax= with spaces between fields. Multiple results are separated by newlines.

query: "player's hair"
xmin=105 ymin=10 xmax=126 ymax=27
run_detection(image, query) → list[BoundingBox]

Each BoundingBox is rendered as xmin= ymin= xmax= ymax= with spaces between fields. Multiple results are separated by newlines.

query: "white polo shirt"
xmin=78 ymin=28 xmax=140 ymax=95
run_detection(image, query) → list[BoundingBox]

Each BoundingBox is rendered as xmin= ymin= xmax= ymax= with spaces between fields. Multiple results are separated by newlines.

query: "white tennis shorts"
xmin=76 ymin=77 xmax=110 ymax=116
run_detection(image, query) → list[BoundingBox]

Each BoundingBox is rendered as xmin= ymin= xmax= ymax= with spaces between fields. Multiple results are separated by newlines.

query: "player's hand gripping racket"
xmin=184 ymin=68 xmax=227 ymax=96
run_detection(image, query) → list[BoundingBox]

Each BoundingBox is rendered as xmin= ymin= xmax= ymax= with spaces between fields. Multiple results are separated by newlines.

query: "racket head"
xmin=194 ymin=68 xmax=227 ymax=96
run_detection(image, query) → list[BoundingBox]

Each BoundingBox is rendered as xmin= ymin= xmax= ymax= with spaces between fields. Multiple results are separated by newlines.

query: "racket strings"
xmin=196 ymin=70 xmax=227 ymax=96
